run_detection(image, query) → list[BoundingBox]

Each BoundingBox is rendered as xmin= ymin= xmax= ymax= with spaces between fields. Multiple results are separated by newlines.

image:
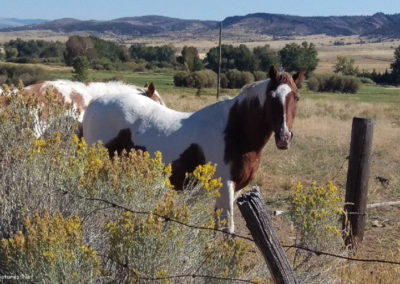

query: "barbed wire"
xmin=283 ymin=244 xmax=400 ymax=266
xmin=137 ymin=274 xmax=256 ymax=283
xmin=58 ymin=187 xmax=400 ymax=268
xmin=99 ymin=248 xmax=257 ymax=283
xmin=331 ymin=155 xmax=349 ymax=182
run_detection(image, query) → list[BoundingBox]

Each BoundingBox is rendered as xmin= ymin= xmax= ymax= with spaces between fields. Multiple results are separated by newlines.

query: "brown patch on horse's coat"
xmin=224 ymin=67 xmax=304 ymax=191
xmin=70 ymin=91 xmax=86 ymax=111
xmin=224 ymin=95 xmax=271 ymax=191
xmin=170 ymin=143 xmax=206 ymax=190
xmin=105 ymin=128 xmax=146 ymax=157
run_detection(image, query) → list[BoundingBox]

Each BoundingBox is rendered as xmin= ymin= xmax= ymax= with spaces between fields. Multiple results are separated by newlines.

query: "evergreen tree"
xmin=72 ymin=56 xmax=89 ymax=82
xmin=390 ymin=46 xmax=400 ymax=84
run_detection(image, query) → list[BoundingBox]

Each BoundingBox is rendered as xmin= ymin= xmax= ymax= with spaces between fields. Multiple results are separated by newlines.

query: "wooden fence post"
xmin=237 ymin=186 xmax=298 ymax=284
xmin=343 ymin=117 xmax=374 ymax=247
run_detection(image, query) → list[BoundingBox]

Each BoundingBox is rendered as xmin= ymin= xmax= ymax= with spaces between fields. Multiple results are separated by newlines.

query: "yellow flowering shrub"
xmin=103 ymin=162 xmax=234 ymax=283
xmin=1 ymin=86 xmax=257 ymax=283
xmin=290 ymin=181 xmax=344 ymax=250
xmin=0 ymin=209 xmax=100 ymax=283
xmin=0 ymin=84 xmax=79 ymax=239
xmin=202 ymin=237 xmax=250 ymax=280
xmin=188 ymin=162 xmax=222 ymax=197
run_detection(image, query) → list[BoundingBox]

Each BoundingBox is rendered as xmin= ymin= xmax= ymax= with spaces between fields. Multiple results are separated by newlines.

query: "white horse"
xmin=83 ymin=66 xmax=305 ymax=232
xmin=24 ymin=80 xmax=165 ymax=137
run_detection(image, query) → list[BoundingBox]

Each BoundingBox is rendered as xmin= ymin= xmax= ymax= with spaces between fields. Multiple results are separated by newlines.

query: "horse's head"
xmin=266 ymin=66 xmax=305 ymax=150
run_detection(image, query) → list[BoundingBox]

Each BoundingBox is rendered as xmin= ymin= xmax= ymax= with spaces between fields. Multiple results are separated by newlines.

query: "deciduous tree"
xmin=279 ymin=42 xmax=318 ymax=76
xmin=334 ymin=56 xmax=359 ymax=76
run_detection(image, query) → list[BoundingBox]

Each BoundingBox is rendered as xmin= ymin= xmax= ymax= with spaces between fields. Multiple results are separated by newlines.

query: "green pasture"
xmin=47 ymin=68 xmax=400 ymax=105
xmin=302 ymin=84 xmax=400 ymax=106
xmin=4 ymin=64 xmax=395 ymax=106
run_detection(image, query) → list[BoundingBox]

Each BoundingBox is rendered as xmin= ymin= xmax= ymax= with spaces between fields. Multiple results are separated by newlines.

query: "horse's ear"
xmin=268 ymin=65 xmax=278 ymax=80
xmin=293 ymin=70 xmax=306 ymax=86
xmin=146 ymin=82 xmax=155 ymax=97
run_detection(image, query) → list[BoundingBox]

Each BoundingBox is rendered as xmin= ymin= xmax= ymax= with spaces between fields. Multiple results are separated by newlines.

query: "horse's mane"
xmin=42 ymin=80 xmax=146 ymax=96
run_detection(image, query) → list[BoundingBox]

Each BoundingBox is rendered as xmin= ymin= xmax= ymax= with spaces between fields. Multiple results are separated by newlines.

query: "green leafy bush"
xmin=253 ymin=71 xmax=267 ymax=81
xmin=226 ymin=69 xmax=255 ymax=88
xmin=174 ymin=70 xmax=217 ymax=88
xmin=358 ymin=77 xmax=375 ymax=84
xmin=173 ymin=71 xmax=193 ymax=87
xmin=192 ymin=69 xmax=217 ymax=88
xmin=220 ymin=73 xmax=229 ymax=88
xmin=307 ymin=74 xmax=361 ymax=94
xmin=0 ymin=63 xmax=49 ymax=86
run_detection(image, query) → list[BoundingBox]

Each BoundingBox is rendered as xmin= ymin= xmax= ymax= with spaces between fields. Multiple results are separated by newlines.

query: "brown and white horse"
xmin=83 ymin=66 xmax=305 ymax=232
xmin=24 ymin=80 xmax=165 ymax=137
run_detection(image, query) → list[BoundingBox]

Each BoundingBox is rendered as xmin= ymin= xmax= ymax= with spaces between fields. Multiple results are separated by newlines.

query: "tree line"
xmin=3 ymin=36 xmax=400 ymax=87
xmin=0 ymin=36 xmax=318 ymax=74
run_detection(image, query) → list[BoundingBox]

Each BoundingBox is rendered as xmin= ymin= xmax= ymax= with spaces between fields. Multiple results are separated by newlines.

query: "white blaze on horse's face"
xmin=271 ymin=83 xmax=294 ymax=150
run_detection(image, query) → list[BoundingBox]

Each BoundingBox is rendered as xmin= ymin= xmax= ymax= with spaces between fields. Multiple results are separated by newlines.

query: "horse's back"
xmin=83 ymin=93 xmax=186 ymax=148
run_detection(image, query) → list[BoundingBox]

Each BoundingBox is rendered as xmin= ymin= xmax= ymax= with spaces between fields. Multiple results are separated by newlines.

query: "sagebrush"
xmin=0 ymin=85 xmax=266 ymax=283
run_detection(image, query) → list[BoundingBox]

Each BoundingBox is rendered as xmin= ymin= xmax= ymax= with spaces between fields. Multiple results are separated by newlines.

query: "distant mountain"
xmin=2 ymin=13 xmax=400 ymax=39
xmin=221 ymin=12 xmax=400 ymax=37
xmin=0 ymin=16 xmax=218 ymax=37
xmin=0 ymin=18 xmax=47 ymax=29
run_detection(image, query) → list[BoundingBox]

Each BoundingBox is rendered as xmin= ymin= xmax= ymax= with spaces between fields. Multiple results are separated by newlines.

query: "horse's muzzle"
xmin=275 ymin=130 xmax=293 ymax=150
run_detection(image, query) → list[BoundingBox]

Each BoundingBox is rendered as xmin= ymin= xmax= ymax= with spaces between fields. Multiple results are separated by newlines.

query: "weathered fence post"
xmin=343 ymin=117 xmax=374 ymax=247
xmin=237 ymin=186 xmax=298 ymax=284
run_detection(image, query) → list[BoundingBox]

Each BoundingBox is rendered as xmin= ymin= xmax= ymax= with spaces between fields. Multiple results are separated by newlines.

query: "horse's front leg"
xmin=215 ymin=180 xmax=236 ymax=233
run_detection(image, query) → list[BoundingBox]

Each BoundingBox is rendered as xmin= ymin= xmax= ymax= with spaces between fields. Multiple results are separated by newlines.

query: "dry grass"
xmin=163 ymin=88 xmax=400 ymax=282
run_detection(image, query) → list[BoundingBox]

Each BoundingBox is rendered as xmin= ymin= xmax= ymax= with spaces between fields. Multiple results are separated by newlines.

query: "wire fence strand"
xmin=59 ymin=187 xmax=400 ymax=268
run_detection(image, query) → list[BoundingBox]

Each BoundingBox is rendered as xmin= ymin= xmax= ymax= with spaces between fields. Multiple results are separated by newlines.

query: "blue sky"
xmin=1 ymin=0 xmax=400 ymax=21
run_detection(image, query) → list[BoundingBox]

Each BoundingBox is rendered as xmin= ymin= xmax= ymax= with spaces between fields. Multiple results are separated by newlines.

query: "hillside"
xmin=0 ymin=16 xmax=218 ymax=37
xmin=2 ymin=12 xmax=400 ymax=40
xmin=222 ymin=12 xmax=400 ymax=37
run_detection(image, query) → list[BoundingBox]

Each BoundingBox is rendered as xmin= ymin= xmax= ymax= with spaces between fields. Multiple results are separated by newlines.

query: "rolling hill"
xmin=2 ymin=13 xmax=400 ymax=40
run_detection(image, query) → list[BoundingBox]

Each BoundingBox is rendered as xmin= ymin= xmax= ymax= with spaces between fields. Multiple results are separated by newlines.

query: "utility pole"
xmin=217 ymin=21 xmax=222 ymax=100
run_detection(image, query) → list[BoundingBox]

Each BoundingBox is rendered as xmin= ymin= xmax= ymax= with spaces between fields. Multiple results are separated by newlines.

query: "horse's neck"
xmin=227 ymin=82 xmax=273 ymax=153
